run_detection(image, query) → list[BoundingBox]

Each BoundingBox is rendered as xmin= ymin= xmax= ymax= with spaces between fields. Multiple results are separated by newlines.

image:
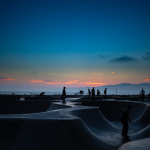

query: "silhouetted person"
xmin=62 ymin=87 xmax=66 ymax=103
xmin=91 ymin=87 xmax=95 ymax=100
xmin=148 ymin=93 xmax=150 ymax=99
xmin=40 ymin=92 xmax=45 ymax=96
xmin=140 ymin=88 xmax=145 ymax=99
xmin=120 ymin=105 xmax=132 ymax=138
xmin=97 ymin=89 xmax=100 ymax=96
xmin=88 ymin=89 xmax=91 ymax=97
xmin=104 ymin=88 xmax=107 ymax=98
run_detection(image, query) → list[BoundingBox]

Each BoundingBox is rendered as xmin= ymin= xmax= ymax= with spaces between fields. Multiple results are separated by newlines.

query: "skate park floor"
xmin=0 ymin=98 xmax=150 ymax=150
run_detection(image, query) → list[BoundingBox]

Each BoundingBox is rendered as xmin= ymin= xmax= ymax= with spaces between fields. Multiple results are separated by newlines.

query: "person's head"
xmin=63 ymin=87 xmax=66 ymax=89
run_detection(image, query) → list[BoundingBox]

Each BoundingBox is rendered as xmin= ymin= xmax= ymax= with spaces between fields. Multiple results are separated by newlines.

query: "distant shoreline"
xmin=0 ymin=94 xmax=150 ymax=102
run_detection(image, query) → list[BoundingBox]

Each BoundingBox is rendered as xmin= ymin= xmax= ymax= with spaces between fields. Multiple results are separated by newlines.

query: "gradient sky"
xmin=0 ymin=0 xmax=150 ymax=91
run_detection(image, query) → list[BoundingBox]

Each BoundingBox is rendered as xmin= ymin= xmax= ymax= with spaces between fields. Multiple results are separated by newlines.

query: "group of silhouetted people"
xmin=61 ymin=86 xmax=133 ymax=138
xmin=88 ymin=87 xmax=98 ymax=100
xmin=88 ymin=87 xmax=107 ymax=99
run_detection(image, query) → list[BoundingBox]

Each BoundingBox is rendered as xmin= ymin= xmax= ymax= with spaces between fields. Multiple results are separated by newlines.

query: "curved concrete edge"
xmin=118 ymin=138 xmax=150 ymax=150
xmin=69 ymin=107 xmax=114 ymax=129
xmin=81 ymin=100 xmax=148 ymax=122
xmin=46 ymin=103 xmax=72 ymax=111
xmin=0 ymin=117 xmax=116 ymax=150
xmin=130 ymin=124 xmax=150 ymax=140
xmin=0 ymin=100 xmax=150 ymax=150
xmin=133 ymin=106 xmax=150 ymax=126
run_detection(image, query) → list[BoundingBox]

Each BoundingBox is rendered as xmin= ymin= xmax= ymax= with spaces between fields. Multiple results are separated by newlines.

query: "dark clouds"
xmin=0 ymin=77 xmax=7 ymax=80
xmin=143 ymin=52 xmax=150 ymax=61
xmin=111 ymin=55 xmax=138 ymax=63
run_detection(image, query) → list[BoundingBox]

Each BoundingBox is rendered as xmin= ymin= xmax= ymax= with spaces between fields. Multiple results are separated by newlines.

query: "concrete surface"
xmin=0 ymin=99 xmax=150 ymax=150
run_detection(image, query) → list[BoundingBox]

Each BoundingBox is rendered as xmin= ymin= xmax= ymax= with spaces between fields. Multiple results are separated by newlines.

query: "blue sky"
xmin=0 ymin=0 xmax=150 ymax=91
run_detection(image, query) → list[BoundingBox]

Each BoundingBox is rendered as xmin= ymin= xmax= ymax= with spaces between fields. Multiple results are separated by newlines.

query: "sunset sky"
xmin=0 ymin=0 xmax=150 ymax=91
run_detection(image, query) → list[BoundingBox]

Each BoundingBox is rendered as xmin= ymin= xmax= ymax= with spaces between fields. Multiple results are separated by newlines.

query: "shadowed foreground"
xmin=0 ymin=98 xmax=150 ymax=150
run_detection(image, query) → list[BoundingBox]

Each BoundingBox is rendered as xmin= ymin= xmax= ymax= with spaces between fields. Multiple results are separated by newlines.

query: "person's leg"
xmin=122 ymin=123 xmax=129 ymax=138
xmin=124 ymin=123 xmax=129 ymax=136
xmin=62 ymin=97 xmax=65 ymax=103
xmin=121 ymin=123 xmax=125 ymax=135
xmin=121 ymin=121 xmax=128 ymax=136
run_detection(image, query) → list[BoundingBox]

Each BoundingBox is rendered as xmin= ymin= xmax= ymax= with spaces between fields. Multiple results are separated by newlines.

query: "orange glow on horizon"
xmin=46 ymin=80 xmax=80 ymax=85
xmin=144 ymin=78 xmax=150 ymax=81
xmin=84 ymin=82 xmax=106 ymax=86
xmin=30 ymin=80 xmax=44 ymax=83
xmin=0 ymin=78 xmax=16 ymax=81
xmin=30 ymin=79 xmax=107 ymax=87
xmin=91 ymin=73 xmax=103 ymax=76
xmin=98 ymin=73 xmax=103 ymax=76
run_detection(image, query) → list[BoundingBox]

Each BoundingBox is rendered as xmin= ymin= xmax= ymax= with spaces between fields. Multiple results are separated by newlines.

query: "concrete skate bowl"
xmin=0 ymin=101 xmax=52 ymax=114
xmin=0 ymin=100 xmax=71 ymax=114
xmin=81 ymin=101 xmax=147 ymax=122
xmin=0 ymin=100 xmax=150 ymax=150
xmin=79 ymin=100 xmax=150 ymax=149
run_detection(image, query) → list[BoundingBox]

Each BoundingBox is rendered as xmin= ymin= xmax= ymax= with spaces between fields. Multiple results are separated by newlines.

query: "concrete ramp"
xmin=130 ymin=124 xmax=150 ymax=140
xmin=82 ymin=101 xmax=147 ymax=122
xmin=133 ymin=106 xmax=150 ymax=127
xmin=118 ymin=138 xmax=150 ymax=150
xmin=0 ymin=100 xmax=150 ymax=150
xmin=69 ymin=107 xmax=114 ymax=130
xmin=0 ymin=116 xmax=116 ymax=150
xmin=47 ymin=103 xmax=71 ymax=111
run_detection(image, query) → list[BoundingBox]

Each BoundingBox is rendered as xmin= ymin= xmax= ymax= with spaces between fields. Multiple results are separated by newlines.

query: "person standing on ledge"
xmin=88 ymin=89 xmax=91 ymax=97
xmin=120 ymin=105 xmax=132 ymax=138
xmin=91 ymin=87 xmax=95 ymax=100
xmin=140 ymin=88 xmax=145 ymax=100
xmin=97 ymin=89 xmax=100 ymax=96
xmin=104 ymin=88 xmax=107 ymax=99
xmin=62 ymin=87 xmax=66 ymax=103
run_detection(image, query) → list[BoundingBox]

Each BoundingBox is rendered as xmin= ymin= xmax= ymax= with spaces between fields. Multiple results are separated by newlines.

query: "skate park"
xmin=0 ymin=96 xmax=150 ymax=150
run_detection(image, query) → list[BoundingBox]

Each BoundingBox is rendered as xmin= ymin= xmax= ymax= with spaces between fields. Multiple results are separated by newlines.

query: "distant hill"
xmin=69 ymin=83 xmax=150 ymax=95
